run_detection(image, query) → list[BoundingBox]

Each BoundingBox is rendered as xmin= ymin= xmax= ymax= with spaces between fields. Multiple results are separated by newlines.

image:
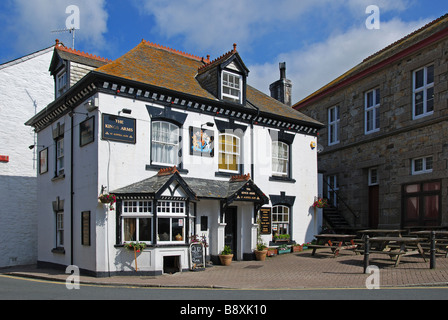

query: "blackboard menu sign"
xmin=102 ymin=114 xmax=136 ymax=144
xmin=189 ymin=242 xmax=205 ymax=270
xmin=259 ymin=208 xmax=272 ymax=235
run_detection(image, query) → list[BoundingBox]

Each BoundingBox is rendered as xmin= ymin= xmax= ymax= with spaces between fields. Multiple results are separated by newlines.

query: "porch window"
xmin=121 ymin=201 xmax=153 ymax=243
xmin=272 ymin=205 xmax=290 ymax=236
xmin=157 ymin=201 xmax=186 ymax=243
xmin=413 ymin=64 xmax=434 ymax=119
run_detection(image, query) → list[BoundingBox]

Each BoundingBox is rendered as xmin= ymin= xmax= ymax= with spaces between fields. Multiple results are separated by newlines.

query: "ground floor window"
xmin=120 ymin=200 xmax=188 ymax=244
xmin=403 ymin=180 xmax=441 ymax=227
xmin=272 ymin=205 xmax=290 ymax=236
xmin=56 ymin=211 xmax=64 ymax=247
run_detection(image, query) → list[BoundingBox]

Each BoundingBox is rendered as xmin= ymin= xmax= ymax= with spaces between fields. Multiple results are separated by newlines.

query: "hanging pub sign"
xmin=189 ymin=127 xmax=214 ymax=157
xmin=189 ymin=242 xmax=205 ymax=271
xmin=259 ymin=207 xmax=272 ymax=235
xmin=102 ymin=114 xmax=136 ymax=144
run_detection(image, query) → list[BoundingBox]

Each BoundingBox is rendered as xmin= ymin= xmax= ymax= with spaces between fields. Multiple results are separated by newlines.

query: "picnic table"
xmin=361 ymin=236 xmax=427 ymax=268
xmin=309 ymin=234 xmax=358 ymax=257
xmin=409 ymin=231 xmax=448 ymax=257
xmin=358 ymin=229 xmax=405 ymax=238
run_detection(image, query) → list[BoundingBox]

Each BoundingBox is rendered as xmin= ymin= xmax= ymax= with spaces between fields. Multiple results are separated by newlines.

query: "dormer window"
xmin=56 ymin=69 xmax=67 ymax=98
xmin=222 ymin=71 xmax=242 ymax=103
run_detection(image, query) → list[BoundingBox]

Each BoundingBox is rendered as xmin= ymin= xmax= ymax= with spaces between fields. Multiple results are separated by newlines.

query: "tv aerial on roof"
xmin=51 ymin=27 xmax=78 ymax=50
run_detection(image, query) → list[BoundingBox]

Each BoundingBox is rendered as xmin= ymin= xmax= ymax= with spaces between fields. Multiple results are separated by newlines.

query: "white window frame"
xmin=272 ymin=205 xmax=290 ymax=235
xmin=328 ymin=106 xmax=340 ymax=146
xmin=272 ymin=141 xmax=289 ymax=177
xmin=365 ymin=88 xmax=380 ymax=134
xmin=327 ymin=175 xmax=339 ymax=207
xmin=56 ymin=211 xmax=64 ymax=247
xmin=151 ymin=121 xmax=180 ymax=166
xmin=413 ymin=64 xmax=434 ymax=119
xmin=121 ymin=200 xmax=153 ymax=244
xmin=221 ymin=71 xmax=242 ymax=103
xmin=368 ymin=168 xmax=379 ymax=186
xmin=56 ymin=69 xmax=67 ymax=98
xmin=157 ymin=201 xmax=186 ymax=244
xmin=412 ymin=156 xmax=433 ymax=175
xmin=218 ymin=133 xmax=241 ymax=173
xmin=56 ymin=137 xmax=64 ymax=175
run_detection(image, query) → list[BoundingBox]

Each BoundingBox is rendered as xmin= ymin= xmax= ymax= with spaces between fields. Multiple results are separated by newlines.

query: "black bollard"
xmin=363 ymin=235 xmax=370 ymax=274
xmin=430 ymin=231 xmax=436 ymax=269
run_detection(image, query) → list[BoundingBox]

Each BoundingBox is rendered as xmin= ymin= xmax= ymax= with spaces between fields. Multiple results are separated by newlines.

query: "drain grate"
xmin=244 ymin=265 xmax=263 ymax=269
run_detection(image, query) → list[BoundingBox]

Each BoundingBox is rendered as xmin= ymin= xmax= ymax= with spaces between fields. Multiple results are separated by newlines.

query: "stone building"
xmin=294 ymin=14 xmax=448 ymax=230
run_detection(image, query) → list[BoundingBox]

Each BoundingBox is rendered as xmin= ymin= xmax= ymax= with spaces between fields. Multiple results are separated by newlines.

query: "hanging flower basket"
xmin=98 ymin=193 xmax=116 ymax=210
xmin=313 ymin=198 xmax=329 ymax=209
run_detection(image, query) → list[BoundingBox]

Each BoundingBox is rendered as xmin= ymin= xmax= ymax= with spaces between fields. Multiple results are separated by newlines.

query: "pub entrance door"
xmin=225 ymin=207 xmax=237 ymax=260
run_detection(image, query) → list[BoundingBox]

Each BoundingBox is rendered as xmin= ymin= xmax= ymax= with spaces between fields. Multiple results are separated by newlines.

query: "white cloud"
xmin=6 ymin=0 xmax=108 ymax=54
xmin=248 ymin=17 xmax=432 ymax=103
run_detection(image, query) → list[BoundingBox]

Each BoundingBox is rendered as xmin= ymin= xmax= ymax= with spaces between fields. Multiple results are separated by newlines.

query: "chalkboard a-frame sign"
xmin=189 ymin=242 xmax=205 ymax=271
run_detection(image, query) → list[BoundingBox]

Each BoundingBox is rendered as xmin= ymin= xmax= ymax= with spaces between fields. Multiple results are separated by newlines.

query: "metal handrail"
xmin=323 ymin=179 xmax=359 ymax=225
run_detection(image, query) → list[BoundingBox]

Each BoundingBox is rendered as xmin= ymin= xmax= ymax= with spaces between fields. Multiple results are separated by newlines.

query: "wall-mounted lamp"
xmin=201 ymin=122 xmax=214 ymax=128
xmin=85 ymin=98 xmax=99 ymax=112
xmin=69 ymin=111 xmax=89 ymax=118
xmin=120 ymin=108 xmax=132 ymax=115
xmin=29 ymin=145 xmax=45 ymax=150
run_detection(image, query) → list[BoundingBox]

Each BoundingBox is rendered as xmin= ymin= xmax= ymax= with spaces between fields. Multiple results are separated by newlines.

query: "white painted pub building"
xmin=26 ymin=40 xmax=323 ymax=276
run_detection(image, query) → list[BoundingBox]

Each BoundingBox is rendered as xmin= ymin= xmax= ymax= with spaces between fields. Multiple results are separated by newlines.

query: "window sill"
xmin=269 ymin=176 xmax=296 ymax=183
xmin=51 ymin=174 xmax=65 ymax=182
xmin=215 ymin=171 xmax=240 ymax=178
xmin=51 ymin=247 xmax=65 ymax=254
xmin=146 ymin=164 xmax=189 ymax=174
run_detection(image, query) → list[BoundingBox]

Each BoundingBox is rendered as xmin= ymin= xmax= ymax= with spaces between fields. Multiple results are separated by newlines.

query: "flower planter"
xmin=292 ymin=245 xmax=303 ymax=253
xmin=219 ymin=254 xmax=233 ymax=266
xmin=277 ymin=247 xmax=291 ymax=255
xmin=266 ymin=248 xmax=277 ymax=257
xmin=255 ymin=249 xmax=268 ymax=261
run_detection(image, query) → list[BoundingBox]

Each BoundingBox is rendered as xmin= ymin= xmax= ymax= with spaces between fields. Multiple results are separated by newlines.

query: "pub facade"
xmin=26 ymin=40 xmax=323 ymax=276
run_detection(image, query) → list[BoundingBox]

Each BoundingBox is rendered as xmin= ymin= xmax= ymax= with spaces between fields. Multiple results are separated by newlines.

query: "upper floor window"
xmin=365 ymin=88 xmax=380 ymax=134
xmin=272 ymin=141 xmax=289 ymax=177
xmin=56 ymin=70 xmax=67 ymax=98
xmin=221 ymin=71 xmax=242 ymax=103
xmin=56 ymin=138 xmax=64 ymax=175
xmin=328 ymin=106 xmax=340 ymax=146
xmin=413 ymin=65 xmax=434 ymax=119
xmin=218 ymin=133 xmax=240 ymax=173
xmin=151 ymin=121 xmax=180 ymax=166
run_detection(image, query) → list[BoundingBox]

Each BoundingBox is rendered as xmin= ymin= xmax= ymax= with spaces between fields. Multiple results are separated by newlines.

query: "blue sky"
xmin=0 ymin=0 xmax=447 ymax=102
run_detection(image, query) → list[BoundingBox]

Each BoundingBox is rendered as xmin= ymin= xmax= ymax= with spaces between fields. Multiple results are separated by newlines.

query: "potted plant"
xmin=254 ymin=243 xmax=268 ymax=261
xmin=219 ymin=245 xmax=233 ymax=266
xmin=266 ymin=247 xmax=277 ymax=257
xmin=313 ymin=198 xmax=329 ymax=209
xmin=277 ymin=244 xmax=291 ymax=255
xmin=274 ymin=234 xmax=290 ymax=243
xmin=292 ymin=244 xmax=303 ymax=252
xmin=98 ymin=193 xmax=116 ymax=210
xmin=124 ymin=241 xmax=147 ymax=271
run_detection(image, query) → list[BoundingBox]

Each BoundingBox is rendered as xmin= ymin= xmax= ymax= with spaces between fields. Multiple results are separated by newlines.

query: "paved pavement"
xmin=2 ymin=250 xmax=448 ymax=289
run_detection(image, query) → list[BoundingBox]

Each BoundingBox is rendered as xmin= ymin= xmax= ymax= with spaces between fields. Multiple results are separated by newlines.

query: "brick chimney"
xmin=269 ymin=62 xmax=292 ymax=106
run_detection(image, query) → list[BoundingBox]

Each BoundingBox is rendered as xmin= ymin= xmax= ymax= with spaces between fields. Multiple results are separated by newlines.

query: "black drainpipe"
xmin=70 ymin=113 xmax=74 ymax=265
xmin=247 ymin=100 xmax=260 ymax=182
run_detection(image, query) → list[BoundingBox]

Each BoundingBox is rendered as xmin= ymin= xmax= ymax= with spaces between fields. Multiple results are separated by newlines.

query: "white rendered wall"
xmin=0 ymin=48 xmax=54 ymax=268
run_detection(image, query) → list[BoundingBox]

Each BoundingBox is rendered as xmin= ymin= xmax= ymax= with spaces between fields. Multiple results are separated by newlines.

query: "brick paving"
xmin=2 ymin=250 xmax=448 ymax=289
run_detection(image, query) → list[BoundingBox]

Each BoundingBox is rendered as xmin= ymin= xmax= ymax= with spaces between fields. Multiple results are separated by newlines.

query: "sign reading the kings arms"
xmin=102 ymin=114 xmax=136 ymax=144
xmin=235 ymin=185 xmax=261 ymax=201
